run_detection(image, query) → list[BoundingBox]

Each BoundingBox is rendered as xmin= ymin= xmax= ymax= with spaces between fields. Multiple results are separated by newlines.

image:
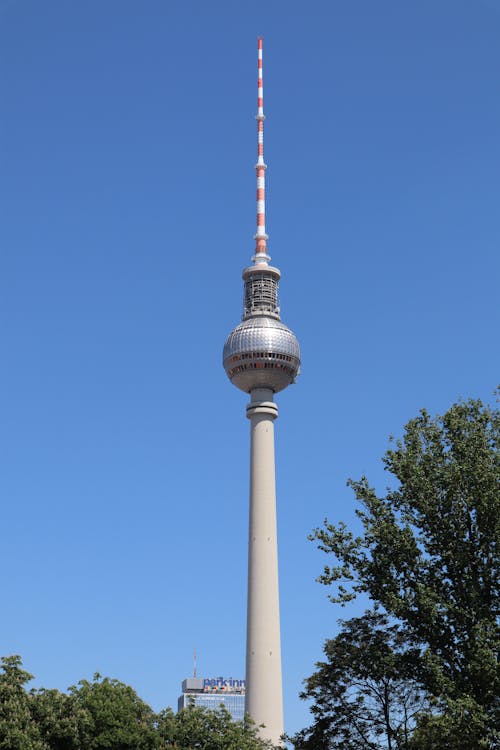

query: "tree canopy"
xmin=293 ymin=396 xmax=500 ymax=749
xmin=157 ymin=705 xmax=273 ymax=750
xmin=291 ymin=611 xmax=426 ymax=750
xmin=0 ymin=658 xmax=273 ymax=750
xmin=0 ymin=655 xmax=46 ymax=750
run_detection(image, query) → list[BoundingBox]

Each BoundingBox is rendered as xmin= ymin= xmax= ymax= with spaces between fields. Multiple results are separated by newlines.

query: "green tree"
xmin=0 ymin=658 xmax=275 ymax=750
xmin=29 ymin=687 xmax=90 ymax=750
xmin=156 ymin=705 xmax=274 ymax=750
xmin=0 ymin=655 xmax=47 ymax=750
xmin=307 ymin=397 xmax=500 ymax=748
xmin=290 ymin=611 xmax=427 ymax=750
xmin=408 ymin=694 xmax=497 ymax=750
xmin=68 ymin=674 xmax=158 ymax=750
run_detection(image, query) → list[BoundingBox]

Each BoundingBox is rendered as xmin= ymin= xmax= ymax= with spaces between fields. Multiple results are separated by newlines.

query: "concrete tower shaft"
xmin=245 ymin=388 xmax=283 ymax=743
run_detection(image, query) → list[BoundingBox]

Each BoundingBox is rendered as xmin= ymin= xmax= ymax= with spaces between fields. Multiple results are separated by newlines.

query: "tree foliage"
xmin=29 ymin=687 xmax=88 ymax=750
xmin=291 ymin=611 xmax=426 ymax=750
xmin=0 ymin=655 xmax=46 ymax=750
xmin=0 ymin=658 xmax=272 ymax=750
xmin=67 ymin=674 xmax=158 ymax=750
xmin=156 ymin=705 xmax=273 ymax=750
xmin=297 ymin=396 xmax=500 ymax=749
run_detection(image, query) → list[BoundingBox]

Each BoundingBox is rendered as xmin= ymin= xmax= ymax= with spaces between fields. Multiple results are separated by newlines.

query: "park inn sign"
xmin=203 ymin=677 xmax=246 ymax=692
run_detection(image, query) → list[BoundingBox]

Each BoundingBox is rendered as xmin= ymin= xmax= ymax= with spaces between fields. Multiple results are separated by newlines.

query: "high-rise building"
xmin=177 ymin=677 xmax=246 ymax=722
xmin=222 ymin=39 xmax=301 ymax=746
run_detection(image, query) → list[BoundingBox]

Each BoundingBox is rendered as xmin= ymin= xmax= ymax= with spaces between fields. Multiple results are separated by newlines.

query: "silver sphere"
xmin=223 ymin=316 xmax=301 ymax=393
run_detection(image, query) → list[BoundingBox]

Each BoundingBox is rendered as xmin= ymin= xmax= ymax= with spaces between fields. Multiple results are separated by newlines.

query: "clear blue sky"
xmin=1 ymin=0 xmax=499 ymax=737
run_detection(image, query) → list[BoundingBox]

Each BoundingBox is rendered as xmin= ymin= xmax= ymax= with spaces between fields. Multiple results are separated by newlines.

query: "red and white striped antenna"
xmin=253 ymin=37 xmax=270 ymax=265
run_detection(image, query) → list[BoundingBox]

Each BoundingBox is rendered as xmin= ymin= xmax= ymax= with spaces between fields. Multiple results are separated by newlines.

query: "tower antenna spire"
xmin=254 ymin=37 xmax=269 ymax=265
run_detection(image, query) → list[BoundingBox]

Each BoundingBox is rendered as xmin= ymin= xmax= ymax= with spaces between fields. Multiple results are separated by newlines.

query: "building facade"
xmin=177 ymin=677 xmax=246 ymax=722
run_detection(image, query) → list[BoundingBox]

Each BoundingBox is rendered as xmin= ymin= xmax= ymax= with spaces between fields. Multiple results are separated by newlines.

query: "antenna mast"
xmin=254 ymin=37 xmax=269 ymax=265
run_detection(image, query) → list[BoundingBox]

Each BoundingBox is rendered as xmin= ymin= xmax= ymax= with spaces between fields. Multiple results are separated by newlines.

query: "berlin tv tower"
xmin=223 ymin=38 xmax=301 ymax=746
